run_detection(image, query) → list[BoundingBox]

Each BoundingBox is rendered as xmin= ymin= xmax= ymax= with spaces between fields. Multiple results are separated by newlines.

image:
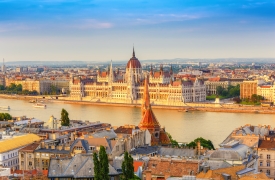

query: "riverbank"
xmin=1 ymin=94 xmax=274 ymax=114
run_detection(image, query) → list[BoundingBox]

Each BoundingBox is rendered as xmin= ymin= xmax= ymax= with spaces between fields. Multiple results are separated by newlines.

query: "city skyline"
xmin=0 ymin=0 xmax=275 ymax=61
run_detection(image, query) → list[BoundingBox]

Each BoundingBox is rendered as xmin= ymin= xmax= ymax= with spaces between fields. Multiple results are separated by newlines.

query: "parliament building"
xmin=69 ymin=48 xmax=206 ymax=105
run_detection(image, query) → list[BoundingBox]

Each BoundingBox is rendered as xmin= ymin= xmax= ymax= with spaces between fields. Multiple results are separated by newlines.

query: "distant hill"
xmin=4 ymin=58 xmax=275 ymax=66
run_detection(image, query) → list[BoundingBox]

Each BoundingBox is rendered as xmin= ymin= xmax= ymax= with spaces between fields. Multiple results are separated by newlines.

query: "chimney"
xmin=197 ymin=141 xmax=201 ymax=156
xmin=41 ymin=142 xmax=45 ymax=148
xmin=145 ymin=170 xmax=152 ymax=180
xmin=165 ymin=172 xmax=170 ymax=179
xmin=203 ymin=166 xmax=210 ymax=173
xmin=222 ymin=173 xmax=231 ymax=180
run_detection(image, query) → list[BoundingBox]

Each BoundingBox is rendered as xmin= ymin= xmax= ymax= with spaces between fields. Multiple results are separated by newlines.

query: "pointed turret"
xmin=160 ymin=64 xmax=163 ymax=75
xmin=109 ymin=60 xmax=114 ymax=83
xmin=141 ymin=74 xmax=151 ymax=115
xmin=139 ymin=74 xmax=160 ymax=132
xmin=150 ymin=64 xmax=153 ymax=76
xmin=170 ymin=65 xmax=173 ymax=75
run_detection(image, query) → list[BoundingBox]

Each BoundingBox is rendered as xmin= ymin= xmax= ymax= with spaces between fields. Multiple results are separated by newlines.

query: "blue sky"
xmin=0 ymin=0 xmax=274 ymax=61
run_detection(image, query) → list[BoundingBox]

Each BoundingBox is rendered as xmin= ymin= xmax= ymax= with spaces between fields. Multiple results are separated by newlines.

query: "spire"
xmin=150 ymin=64 xmax=153 ymax=75
xmin=109 ymin=60 xmax=114 ymax=82
xmin=170 ymin=64 xmax=173 ymax=75
xmin=142 ymin=74 xmax=150 ymax=114
xmin=138 ymin=73 xmax=161 ymax=131
xmin=160 ymin=64 xmax=163 ymax=75
xmin=132 ymin=46 xmax=135 ymax=57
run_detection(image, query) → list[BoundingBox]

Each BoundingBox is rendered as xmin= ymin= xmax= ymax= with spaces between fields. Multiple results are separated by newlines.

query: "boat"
xmin=29 ymin=99 xmax=36 ymax=103
xmin=178 ymin=109 xmax=188 ymax=112
xmin=0 ymin=106 xmax=10 ymax=111
xmin=33 ymin=103 xmax=47 ymax=108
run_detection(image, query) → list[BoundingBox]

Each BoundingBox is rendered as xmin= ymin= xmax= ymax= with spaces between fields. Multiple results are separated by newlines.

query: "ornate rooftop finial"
xmin=132 ymin=46 xmax=135 ymax=57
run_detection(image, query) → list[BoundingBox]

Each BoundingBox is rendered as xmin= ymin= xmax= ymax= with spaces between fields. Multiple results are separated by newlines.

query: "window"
xmin=267 ymin=162 xmax=270 ymax=167
xmin=267 ymin=170 xmax=270 ymax=175
xmin=267 ymin=154 xmax=271 ymax=159
xmin=260 ymin=162 xmax=263 ymax=166
xmin=29 ymin=161 xmax=32 ymax=166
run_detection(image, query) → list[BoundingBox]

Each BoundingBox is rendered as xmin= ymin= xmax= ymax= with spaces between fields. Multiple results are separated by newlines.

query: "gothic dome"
xmin=126 ymin=48 xmax=142 ymax=69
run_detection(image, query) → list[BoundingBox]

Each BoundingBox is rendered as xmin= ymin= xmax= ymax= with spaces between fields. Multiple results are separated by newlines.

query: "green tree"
xmin=60 ymin=108 xmax=70 ymax=126
xmin=216 ymin=86 xmax=224 ymax=95
xmin=121 ymin=152 xmax=135 ymax=180
xmin=93 ymin=146 xmax=109 ymax=180
xmin=0 ymin=113 xmax=12 ymax=121
xmin=15 ymin=84 xmax=22 ymax=91
xmin=187 ymin=137 xmax=215 ymax=150
xmin=0 ymin=85 xmax=5 ymax=90
xmin=93 ymin=152 xmax=100 ymax=180
xmin=167 ymin=132 xmax=179 ymax=148
xmin=50 ymin=85 xmax=58 ymax=95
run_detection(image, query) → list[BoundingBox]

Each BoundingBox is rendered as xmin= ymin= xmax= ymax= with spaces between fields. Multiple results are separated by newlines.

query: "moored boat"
xmin=33 ymin=103 xmax=46 ymax=108
xmin=29 ymin=99 xmax=36 ymax=103
xmin=0 ymin=106 xmax=10 ymax=111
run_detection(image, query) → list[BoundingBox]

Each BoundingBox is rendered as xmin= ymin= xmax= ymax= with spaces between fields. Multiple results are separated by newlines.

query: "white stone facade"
xmin=69 ymin=52 xmax=206 ymax=105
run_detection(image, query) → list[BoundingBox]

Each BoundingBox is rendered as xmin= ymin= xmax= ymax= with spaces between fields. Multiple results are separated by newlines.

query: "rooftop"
xmin=0 ymin=134 xmax=40 ymax=153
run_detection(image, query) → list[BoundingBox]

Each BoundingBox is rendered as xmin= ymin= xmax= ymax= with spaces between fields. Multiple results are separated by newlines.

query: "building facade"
xmin=258 ymin=136 xmax=275 ymax=179
xmin=0 ymin=134 xmax=40 ymax=170
xmin=240 ymin=80 xmax=258 ymax=99
xmin=69 ymin=49 xmax=206 ymax=105
xmin=257 ymin=84 xmax=275 ymax=103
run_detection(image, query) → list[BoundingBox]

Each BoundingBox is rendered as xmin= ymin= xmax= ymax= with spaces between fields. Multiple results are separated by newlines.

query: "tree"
xmin=50 ymin=85 xmax=58 ymax=95
xmin=0 ymin=113 xmax=12 ymax=121
xmin=93 ymin=152 xmax=100 ymax=180
xmin=167 ymin=132 xmax=179 ymax=148
xmin=216 ymin=86 xmax=224 ymax=96
xmin=233 ymin=97 xmax=241 ymax=103
xmin=60 ymin=108 xmax=70 ymax=126
xmin=15 ymin=84 xmax=22 ymax=92
xmin=0 ymin=85 xmax=5 ymax=90
xmin=121 ymin=152 xmax=135 ymax=180
xmin=187 ymin=137 xmax=215 ymax=150
xmin=93 ymin=146 xmax=109 ymax=180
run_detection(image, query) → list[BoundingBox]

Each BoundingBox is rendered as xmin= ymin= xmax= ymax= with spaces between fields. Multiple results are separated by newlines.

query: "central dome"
xmin=126 ymin=48 xmax=142 ymax=69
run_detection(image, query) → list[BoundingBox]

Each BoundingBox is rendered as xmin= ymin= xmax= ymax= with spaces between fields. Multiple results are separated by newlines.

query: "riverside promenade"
xmin=1 ymin=94 xmax=274 ymax=114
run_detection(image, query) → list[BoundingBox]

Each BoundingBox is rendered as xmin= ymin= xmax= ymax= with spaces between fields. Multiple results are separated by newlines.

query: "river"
xmin=1 ymin=98 xmax=274 ymax=148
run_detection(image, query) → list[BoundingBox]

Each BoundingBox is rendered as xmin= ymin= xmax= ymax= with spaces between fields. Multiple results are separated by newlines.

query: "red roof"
xmin=208 ymin=77 xmax=220 ymax=82
xmin=134 ymin=161 xmax=144 ymax=172
xmin=12 ymin=169 xmax=48 ymax=176
xmin=127 ymin=57 xmax=141 ymax=68
xmin=260 ymin=86 xmax=271 ymax=88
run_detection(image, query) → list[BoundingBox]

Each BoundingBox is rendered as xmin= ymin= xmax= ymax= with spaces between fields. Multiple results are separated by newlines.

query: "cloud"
xmin=0 ymin=22 xmax=33 ymax=32
xmin=69 ymin=19 xmax=113 ymax=29
xmin=130 ymin=13 xmax=205 ymax=26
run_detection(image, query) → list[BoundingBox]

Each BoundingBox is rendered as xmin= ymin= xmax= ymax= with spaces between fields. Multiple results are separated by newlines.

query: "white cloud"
xmin=0 ymin=22 xmax=33 ymax=33
xmin=70 ymin=19 xmax=113 ymax=29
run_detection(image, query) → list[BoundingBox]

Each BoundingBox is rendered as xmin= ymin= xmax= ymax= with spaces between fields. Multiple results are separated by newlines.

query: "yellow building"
xmin=0 ymin=134 xmax=41 ymax=170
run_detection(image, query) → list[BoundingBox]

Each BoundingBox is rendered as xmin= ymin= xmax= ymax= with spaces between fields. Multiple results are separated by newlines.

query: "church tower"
xmin=138 ymin=75 xmax=162 ymax=145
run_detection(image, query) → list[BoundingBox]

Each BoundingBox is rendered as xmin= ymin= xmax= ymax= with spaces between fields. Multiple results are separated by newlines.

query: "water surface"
xmin=1 ymin=98 xmax=274 ymax=147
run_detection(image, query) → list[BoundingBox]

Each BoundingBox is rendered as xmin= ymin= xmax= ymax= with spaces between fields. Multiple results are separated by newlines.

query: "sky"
xmin=0 ymin=0 xmax=275 ymax=62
